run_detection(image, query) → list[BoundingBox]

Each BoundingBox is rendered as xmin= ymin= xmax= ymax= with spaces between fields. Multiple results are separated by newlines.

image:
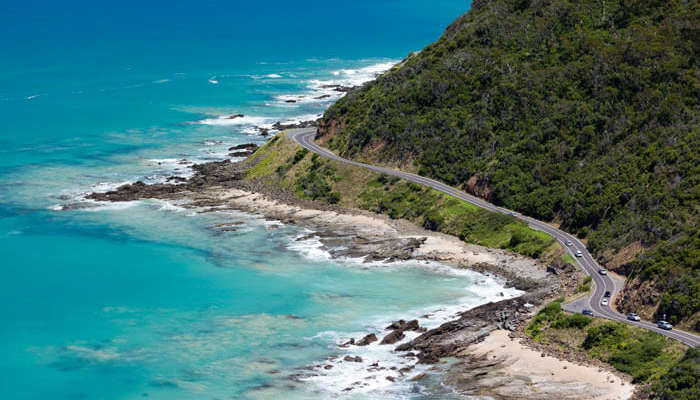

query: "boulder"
xmin=380 ymin=330 xmax=405 ymax=345
xmin=386 ymin=319 xmax=421 ymax=332
xmin=356 ymin=334 xmax=378 ymax=346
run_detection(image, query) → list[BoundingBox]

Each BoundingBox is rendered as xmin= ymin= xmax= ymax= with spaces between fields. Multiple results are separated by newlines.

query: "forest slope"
xmin=318 ymin=0 xmax=699 ymax=329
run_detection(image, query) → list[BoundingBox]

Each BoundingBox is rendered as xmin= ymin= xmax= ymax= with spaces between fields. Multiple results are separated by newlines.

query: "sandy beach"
xmin=449 ymin=330 xmax=635 ymax=399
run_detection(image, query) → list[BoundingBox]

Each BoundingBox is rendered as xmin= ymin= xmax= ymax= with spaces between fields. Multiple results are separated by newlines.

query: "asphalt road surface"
xmin=288 ymin=127 xmax=699 ymax=347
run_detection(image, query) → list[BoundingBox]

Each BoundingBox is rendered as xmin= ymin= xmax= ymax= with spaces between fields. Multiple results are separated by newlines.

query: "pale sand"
xmin=465 ymin=330 xmax=635 ymax=400
xmin=187 ymin=186 xmax=549 ymax=282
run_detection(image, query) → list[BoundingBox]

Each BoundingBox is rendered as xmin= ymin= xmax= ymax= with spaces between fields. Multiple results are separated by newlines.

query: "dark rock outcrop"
xmin=386 ymin=319 xmax=421 ymax=332
xmin=319 ymin=84 xmax=356 ymax=93
xmin=395 ymin=289 xmax=550 ymax=364
xmin=229 ymin=151 xmax=254 ymax=158
xmin=229 ymin=143 xmax=259 ymax=151
xmin=356 ymin=333 xmax=378 ymax=346
xmin=380 ymin=330 xmax=405 ymax=345
xmin=86 ymin=159 xmax=248 ymax=202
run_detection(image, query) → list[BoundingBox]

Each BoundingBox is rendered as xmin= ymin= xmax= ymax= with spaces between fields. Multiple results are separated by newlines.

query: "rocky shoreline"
xmin=82 ymin=142 xmax=634 ymax=398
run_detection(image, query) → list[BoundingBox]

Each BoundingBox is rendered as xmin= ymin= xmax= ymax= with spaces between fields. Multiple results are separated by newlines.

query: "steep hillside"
xmin=318 ymin=0 xmax=699 ymax=329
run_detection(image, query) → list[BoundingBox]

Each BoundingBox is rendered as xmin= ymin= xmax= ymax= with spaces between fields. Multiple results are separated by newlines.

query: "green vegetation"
xmin=294 ymin=154 xmax=342 ymax=203
xmin=652 ymin=347 xmax=700 ymax=400
xmin=527 ymin=300 xmax=687 ymax=387
xmin=359 ymin=174 xmax=557 ymax=259
xmin=320 ymin=0 xmax=700 ymax=327
xmin=577 ymin=276 xmax=593 ymax=294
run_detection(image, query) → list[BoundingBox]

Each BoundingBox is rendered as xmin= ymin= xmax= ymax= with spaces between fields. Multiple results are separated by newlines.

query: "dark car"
xmin=657 ymin=321 xmax=673 ymax=330
xmin=582 ymin=309 xmax=594 ymax=316
xmin=604 ymin=291 xmax=611 ymax=298
xmin=626 ymin=313 xmax=640 ymax=321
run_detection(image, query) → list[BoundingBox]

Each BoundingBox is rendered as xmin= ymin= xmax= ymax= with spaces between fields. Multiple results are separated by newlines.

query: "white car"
xmin=599 ymin=269 xmax=607 ymax=275
xmin=626 ymin=313 xmax=641 ymax=321
xmin=601 ymin=298 xmax=609 ymax=306
xmin=575 ymin=250 xmax=583 ymax=257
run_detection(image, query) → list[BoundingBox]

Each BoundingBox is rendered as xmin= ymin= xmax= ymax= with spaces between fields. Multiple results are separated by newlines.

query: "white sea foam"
xmin=25 ymin=94 xmax=40 ymax=100
xmin=273 ymin=93 xmax=338 ymax=105
xmin=317 ymin=61 xmax=397 ymax=88
xmin=196 ymin=115 xmax=271 ymax=127
xmin=285 ymin=228 xmax=522 ymax=396
xmin=208 ymin=76 xmax=219 ymax=85
xmin=264 ymin=61 xmax=398 ymax=109
xmin=302 ymin=278 xmax=521 ymax=396
xmin=284 ymin=113 xmax=323 ymax=125
xmin=153 ymin=79 xmax=170 ymax=84
xmin=83 ymin=199 xmax=143 ymax=212
xmin=286 ymin=232 xmax=332 ymax=262
xmin=152 ymin=199 xmax=188 ymax=212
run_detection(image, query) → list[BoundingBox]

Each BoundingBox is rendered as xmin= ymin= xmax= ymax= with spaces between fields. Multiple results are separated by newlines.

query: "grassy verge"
xmin=576 ymin=276 xmax=593 ymax=294
xmin=358 ymin=175 xmax=558 ymax=259
xmin=526 ymin=299 xmax=690 ymax=394
xmin=243 ymin=135 xmax=564 ymax=263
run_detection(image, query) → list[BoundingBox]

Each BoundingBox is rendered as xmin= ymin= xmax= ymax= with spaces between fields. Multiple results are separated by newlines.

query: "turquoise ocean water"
xmin=0 ymin=2 xmax=522 ymax=399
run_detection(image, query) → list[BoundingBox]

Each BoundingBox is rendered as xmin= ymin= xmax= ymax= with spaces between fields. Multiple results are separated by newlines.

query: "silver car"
xmin=657 ymin=321 xmax=673 ymax=330
xmin=575 ymin=250 xmax=583 ymax=257
xmin=626 ymin=313 xmax=640 ymax=321
xmin=565 ymin=240 xmax=573 ymax=246
xmin=601 ymin=298 xmax=609 ymax=306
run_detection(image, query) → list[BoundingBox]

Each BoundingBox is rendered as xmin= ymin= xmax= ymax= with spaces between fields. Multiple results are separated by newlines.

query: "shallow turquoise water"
xmin=0 ymin=2 xmax=516 ymax=399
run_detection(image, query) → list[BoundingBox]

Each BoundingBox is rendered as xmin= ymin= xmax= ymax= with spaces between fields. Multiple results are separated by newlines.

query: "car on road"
xmin=599 ymin=269 xmax=607 ymax=275
xmin=604 ymin=291 xmax=611 ymax=297
xmin=575 ymin=250 xmax=583 ymax=257
xmin=582 ymin=309 xmax=594 ymax=316
xmin=657 ymin=321 xmax=673 ymax=330
xmin=626 ymin=313 xmax=640 ymax=321
xmin=565 ymin=240 xmax=573 ymax=246
xmin=601 ymin=298 xmax=609 ymax=306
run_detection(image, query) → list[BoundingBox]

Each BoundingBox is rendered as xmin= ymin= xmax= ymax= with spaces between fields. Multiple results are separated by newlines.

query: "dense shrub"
xmin=652 ymin=348 xmax=700 ymax=400
xmin=552 ymin=313 xmax=592 ymax=330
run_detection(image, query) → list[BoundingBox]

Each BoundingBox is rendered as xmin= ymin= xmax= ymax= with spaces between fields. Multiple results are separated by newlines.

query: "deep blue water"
xmin=0 ymin=2 xmax=520 ymax=399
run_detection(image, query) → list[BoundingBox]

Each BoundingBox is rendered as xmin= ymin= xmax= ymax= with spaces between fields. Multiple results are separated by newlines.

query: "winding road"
xmin=288 ymin=127 xmax=700 ymax=348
